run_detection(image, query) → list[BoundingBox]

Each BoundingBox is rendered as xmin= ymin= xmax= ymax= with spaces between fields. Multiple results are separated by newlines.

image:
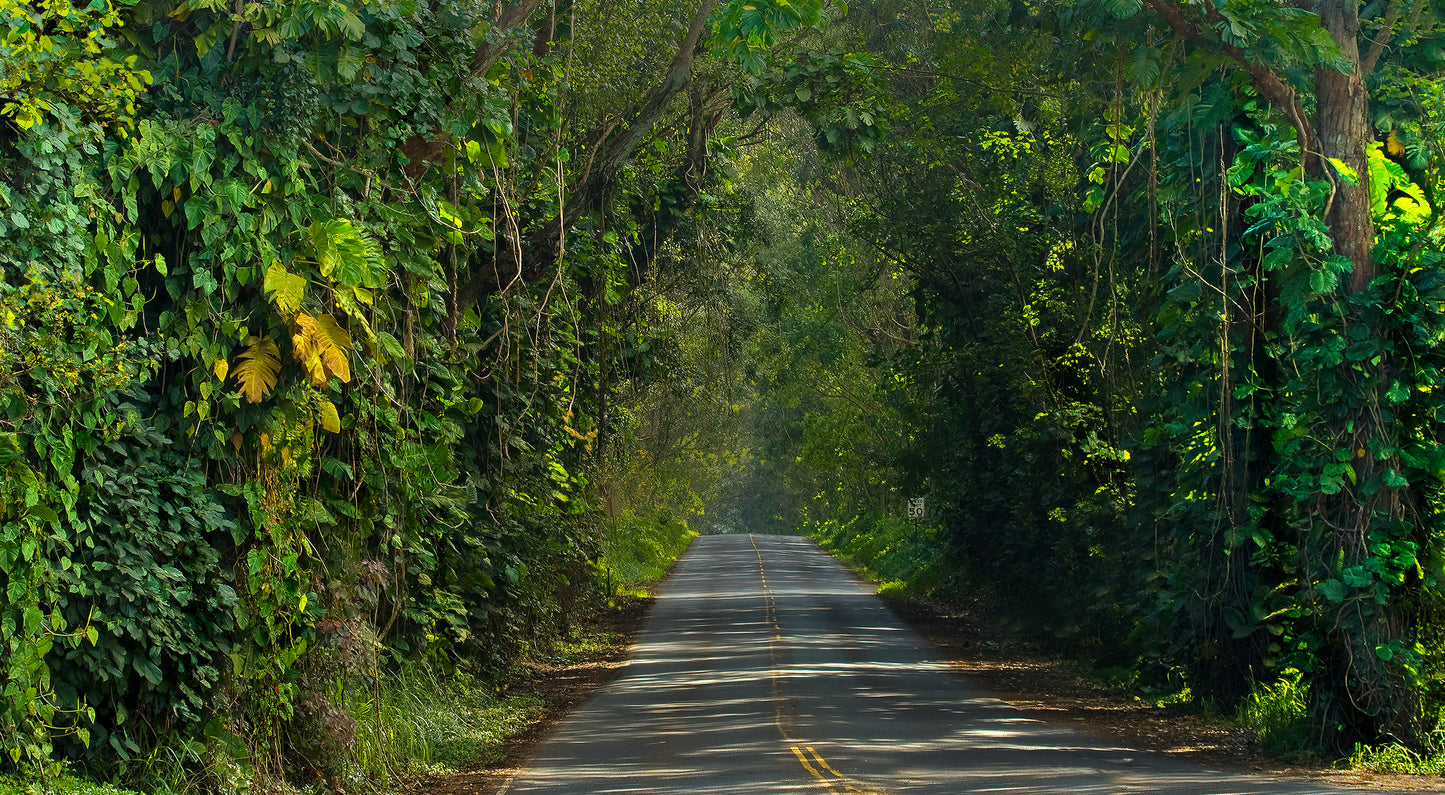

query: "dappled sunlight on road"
xmin=500 ymin=535 xmax=1357 ymax=794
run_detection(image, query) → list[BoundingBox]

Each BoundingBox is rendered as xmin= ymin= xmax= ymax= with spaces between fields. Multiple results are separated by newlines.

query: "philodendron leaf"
xmin=232 ymin=336 xmax=281 ymax=403
xmin=293 ymin=313 xmax=354 ymax=385
xmin=264 ymin=262 xmax=307 ymax=317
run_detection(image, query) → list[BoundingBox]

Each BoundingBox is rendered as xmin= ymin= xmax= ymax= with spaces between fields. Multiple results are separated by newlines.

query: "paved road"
xmin=500 ymin=534 xmax=1360 ymax=794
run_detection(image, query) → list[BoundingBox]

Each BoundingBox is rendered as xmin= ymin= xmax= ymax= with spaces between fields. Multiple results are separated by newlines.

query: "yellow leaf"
xmin=1388 ymin=131 xmax=1406 ymax=158
xmin=212 ymin=357 xmax=228 ymax=382
xmin=232 ymin=337 xmax=281 ymax=403
xmin=264 ymin=263 xmax=307 ymax=317
xmin=313 ymin=313 xmax=354 ymax=383
xmin=292 ymin=313 xmax=352 ymax=385
xmin=335 ymin=288 xmax=381 ymax=360
xmin=292 ymin=326 xmax=328 ymax=387
xmin=318 ymin=399 xmax=341 ymax=433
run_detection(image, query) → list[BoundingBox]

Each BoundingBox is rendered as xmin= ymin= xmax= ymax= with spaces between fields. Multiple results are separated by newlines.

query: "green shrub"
xmin=876 ymin=580 xmax=907 ymax=598
xmin=50 ymin=395 xmax=238 ymax=760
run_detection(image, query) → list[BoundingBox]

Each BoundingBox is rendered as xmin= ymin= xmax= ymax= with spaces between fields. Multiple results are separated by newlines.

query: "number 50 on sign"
xmin=907 ymin=497 xmax=926 ymax=520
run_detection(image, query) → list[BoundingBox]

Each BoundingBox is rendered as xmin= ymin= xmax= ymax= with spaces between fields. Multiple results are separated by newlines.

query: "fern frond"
xmin=232 ymin=337 xmax=281 ymax=403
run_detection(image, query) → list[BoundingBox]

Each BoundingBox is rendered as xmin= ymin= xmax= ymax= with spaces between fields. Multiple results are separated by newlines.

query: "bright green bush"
xmin=809 ymin=516 xmax=951 ymax=597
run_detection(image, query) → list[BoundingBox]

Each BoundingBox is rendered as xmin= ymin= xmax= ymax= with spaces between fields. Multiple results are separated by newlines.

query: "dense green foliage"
xmin=631 ymin=0 xmax=1445 ymax=763
xmin=717 ymin=0 xmax=1445 ymax=760
xmin=0 ymin=0 xmax=865 ymax=787
xmin=7 ymin=0 xmax=1445 ymax=785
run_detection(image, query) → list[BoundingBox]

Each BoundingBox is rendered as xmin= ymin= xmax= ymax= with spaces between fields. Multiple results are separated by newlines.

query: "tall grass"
xmin=342 ymin=667 xmax=543 ymax=786
xmin=1236 ymin=669 xmax=1312 ymax=758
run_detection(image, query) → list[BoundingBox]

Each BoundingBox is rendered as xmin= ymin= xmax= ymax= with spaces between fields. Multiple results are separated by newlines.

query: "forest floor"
xmin=417 ymin=590 xmax=1445 ymax=794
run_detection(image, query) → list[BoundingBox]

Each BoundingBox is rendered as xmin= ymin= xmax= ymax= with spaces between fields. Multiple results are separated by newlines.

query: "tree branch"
xmin=398 ymin=0 xmax=548 ymax=178
xmin=453 ymin=0 xmax=722 ymax=311
xmin=1143 ymin=0 xmax=1317 ymax=159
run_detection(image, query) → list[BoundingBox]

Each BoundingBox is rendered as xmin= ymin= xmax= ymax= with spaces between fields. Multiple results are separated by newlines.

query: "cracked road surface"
xmin=499 ymin=534 xmax=1359 ymax=794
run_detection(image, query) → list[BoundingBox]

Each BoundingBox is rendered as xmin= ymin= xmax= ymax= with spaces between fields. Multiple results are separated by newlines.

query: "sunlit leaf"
xmin=318 ymin=399 xmax=341 ymax=433
xmin=293 ymin=313 xmax=353 ymax=385
xmin=232 ymin=336 xmax=281 ymax=403
xmin=264 ymin=262 xmax=307 ymax=316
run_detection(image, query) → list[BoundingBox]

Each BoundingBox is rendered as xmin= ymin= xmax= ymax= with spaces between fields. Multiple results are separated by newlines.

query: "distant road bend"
xmin=499 ymin=534 xmax=1356 ymax=794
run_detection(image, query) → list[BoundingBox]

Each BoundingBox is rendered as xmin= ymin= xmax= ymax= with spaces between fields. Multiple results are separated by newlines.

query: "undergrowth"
xmin=1346 ymin=742 xmax=1445 ymax=775
xmin=1235 ymin=669 xmax=1315 ymax=760
xmin=599 ymin=509 xmax=696 ymax=595
xmin=343 ymin=668 xmax=544 ymax=785
xmin=808 ymin=516 xmax=953 ymax=597
xmin=0 ymin=776 xmax=142 ymax=795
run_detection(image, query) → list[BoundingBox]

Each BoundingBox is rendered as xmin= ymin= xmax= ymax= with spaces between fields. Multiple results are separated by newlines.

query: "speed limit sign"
xmin=907 ymin=497 xmax=926 ymax=520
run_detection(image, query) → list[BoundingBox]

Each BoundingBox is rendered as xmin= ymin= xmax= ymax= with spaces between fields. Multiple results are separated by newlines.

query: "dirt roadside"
xmin=418 ymin=590 xmax=1444 ymax=794
xmin=887 ymin=595 xmax=1445 ymax=793
xmin=412 ymin=597 xmax=653 ymax=795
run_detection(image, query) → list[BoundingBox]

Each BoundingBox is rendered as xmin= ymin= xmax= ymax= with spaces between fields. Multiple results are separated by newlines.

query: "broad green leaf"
xmin=309 ymin=219 xmax=383 ymax=288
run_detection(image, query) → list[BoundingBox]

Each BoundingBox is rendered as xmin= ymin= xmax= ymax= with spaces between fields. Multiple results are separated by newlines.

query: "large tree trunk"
xmin=1145 ymin=0 xmax=1417 ymax=749
xmin=1308 ymin=0 xmax=1411 ymax=752
xmin=1314 ymin=0 xmax=1375 ymax=290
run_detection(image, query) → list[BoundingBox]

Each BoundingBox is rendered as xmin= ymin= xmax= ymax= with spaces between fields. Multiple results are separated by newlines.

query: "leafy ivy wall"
xmin=0 ymin=0 xmax=872 ymax=784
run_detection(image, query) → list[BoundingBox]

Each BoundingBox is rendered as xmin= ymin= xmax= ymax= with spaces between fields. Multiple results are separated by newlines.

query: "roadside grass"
xmin=598 ymin=509 xmax=696 ymax=597
xmin=344 ymin=667 xmax=545 ymax=784
xmin=0 ymin=775 xmax=142 ymax=795
xmin=1234 ymin=669 xmax=1315 ymax=761
xmin=809 ymin=516 xmax=955 ymax=598
xmin=1347 ymin=742 xmax=1445 ymax=775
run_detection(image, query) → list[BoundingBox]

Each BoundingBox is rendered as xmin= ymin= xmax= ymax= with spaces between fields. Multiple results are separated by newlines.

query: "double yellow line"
xmin=790 ymin=745 xmax=885 ymax=794
xmin=749 ymin=535 xmax=889 ymax=795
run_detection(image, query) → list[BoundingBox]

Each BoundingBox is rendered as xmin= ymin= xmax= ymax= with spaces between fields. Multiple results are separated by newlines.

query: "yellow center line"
xmin=750 ymin=535 xmax=890 ymax=795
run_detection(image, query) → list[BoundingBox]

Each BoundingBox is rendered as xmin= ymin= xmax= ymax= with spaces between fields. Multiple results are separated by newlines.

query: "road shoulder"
xmin=885 ymin=595 xmax=1445 ymax=793
xmin=410 ymin=597 xmax=652 ymax=795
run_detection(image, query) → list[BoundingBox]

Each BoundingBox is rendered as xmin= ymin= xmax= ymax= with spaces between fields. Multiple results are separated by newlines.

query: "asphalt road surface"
xmin=499 ymin=534 xmax=1360 ymax=794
